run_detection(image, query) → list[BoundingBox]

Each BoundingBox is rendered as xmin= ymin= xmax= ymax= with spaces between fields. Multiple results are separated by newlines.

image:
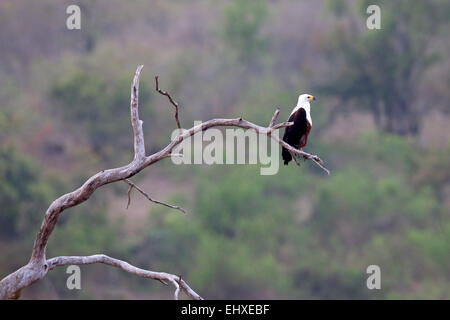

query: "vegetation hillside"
xmin=0 ymin=0 xmax=449 ymax=299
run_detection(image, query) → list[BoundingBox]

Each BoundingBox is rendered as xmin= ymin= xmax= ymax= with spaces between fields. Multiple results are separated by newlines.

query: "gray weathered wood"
xmin=0 ymin=66 xmax=329 ymax=300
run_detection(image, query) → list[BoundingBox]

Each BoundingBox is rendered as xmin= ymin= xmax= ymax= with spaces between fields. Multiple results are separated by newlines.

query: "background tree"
xmin=0 ymin=0 xmax=449 ymax=299
xmin=323 ymin=0 xmax=450 ymax=134
xmin=222 ymin=0 xmax=269 ymax=68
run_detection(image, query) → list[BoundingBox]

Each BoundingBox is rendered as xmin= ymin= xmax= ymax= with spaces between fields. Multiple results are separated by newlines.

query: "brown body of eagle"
xmin=282 ymin=107 xmax=311 ymax=165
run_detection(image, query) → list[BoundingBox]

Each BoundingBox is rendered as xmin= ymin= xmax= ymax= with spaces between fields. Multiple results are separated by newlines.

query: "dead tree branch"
xmin=46 ymin=255 xmax=201 ymax=300
xmin=155 ymin=76 xmax=181 ymax=129
xmin=268 ymin=107 xmax=280 ymax=128
xmin=126 ymin=184 xmax=134 ymax=209
xmin=124 ymin=179 xmax=186 ymax=214
xmin=0 ymin=65 xmax=198 ymax=300
xmin=0 ymin=66 xmax=329 ymax=300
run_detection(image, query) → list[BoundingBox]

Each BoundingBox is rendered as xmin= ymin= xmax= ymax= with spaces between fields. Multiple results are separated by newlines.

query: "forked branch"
xmin=0 ymin=66 xmax=329 ymax=300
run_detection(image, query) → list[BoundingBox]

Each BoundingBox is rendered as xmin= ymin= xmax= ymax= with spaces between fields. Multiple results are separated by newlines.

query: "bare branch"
xmin=124 ymin=179 xmax=186 ymax=214
xmin=170 ymin=276 xmax=181 ymax=300
xmin=0 ymin=65 xmax=154 ymax=300
xmin=47 ymin=255 xmax=202 ymax=300
xmin=269 ymin=121 xmax=294 ymax=133
xmin=126 ymin=184 xmax=134 ymax=209
xmin=269 ymin=108 xmax=280 ymax=128
xmin=310 ymin=157 xmax=331 ymax=175
xmin=0 ymin=66 xmax=329 ymax=300
xmin=288 ymin=149 xmax=330 ymax=175
xmin=155 ymin=76 xmax=181 ymax=129
xmin=131 ymin=65 xmax=146 ymax=160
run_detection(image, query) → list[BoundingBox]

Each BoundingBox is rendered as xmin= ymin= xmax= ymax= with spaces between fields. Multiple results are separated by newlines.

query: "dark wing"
xmin=282 ymin=108 xmax=309 ymax=165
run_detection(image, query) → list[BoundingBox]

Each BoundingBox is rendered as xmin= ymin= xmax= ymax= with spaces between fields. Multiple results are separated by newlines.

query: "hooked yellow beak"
xmin=307 ymin=95 xmax=316 ymax=101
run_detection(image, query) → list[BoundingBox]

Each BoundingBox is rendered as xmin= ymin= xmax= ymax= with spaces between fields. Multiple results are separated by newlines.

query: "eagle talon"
xmin=292 ymin=154 xmax=302 ymax=166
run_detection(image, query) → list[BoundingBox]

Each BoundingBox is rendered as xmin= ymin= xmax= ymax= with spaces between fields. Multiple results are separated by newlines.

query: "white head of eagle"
xmin=282 ymin=94 xmax=316 ymax=165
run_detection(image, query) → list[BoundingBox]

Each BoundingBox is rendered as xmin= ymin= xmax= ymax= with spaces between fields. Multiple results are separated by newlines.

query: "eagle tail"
xmin=282 ymin=147 xmax=291 ymax=165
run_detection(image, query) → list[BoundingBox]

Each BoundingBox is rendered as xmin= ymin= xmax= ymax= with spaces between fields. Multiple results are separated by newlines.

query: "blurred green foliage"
xmin=141 ymin=130 xmax=447 ymax=299
xmin=0 ymin=0 xmax=449 ymax=299
xmin=223 ymin=0 xmax=269 ymax=66
xmin=0 ymin=146 xmax=53 ymax=240
xmin=323 ymin=0 xmax=450 ymax=134
xmin=50 ymin=70 xmax=152 ymax=160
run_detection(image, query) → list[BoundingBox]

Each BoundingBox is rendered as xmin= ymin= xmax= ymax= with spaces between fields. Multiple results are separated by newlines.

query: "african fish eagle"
xmin=282 ymin=94 xmax=316 ymax=165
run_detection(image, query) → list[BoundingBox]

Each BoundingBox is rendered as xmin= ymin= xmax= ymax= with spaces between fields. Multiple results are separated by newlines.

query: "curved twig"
xmin=124 ymin=179 xmax=186 ymax=214
xmin=268 ymin=107 xmax=280 ymax=128
xmin=155 ymin=76 xmax=181 ymax=129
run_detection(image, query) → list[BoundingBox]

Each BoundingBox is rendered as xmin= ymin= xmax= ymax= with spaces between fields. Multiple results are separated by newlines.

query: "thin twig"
xmin=155 ymin=76 xmax=181 ymax=129
xmin=310 ymin=157 xmax=331 ymax=175
xmin=289 ymin=150 xmax=301 ymax=167
xmin=171 ymin=276 xmax=181 ymax=300
xmin=269 ymin=108 xmax=280 ymax=127
xmin=131 ymin=65 xmax=145 ymax=160
xmin=269 ymin=121 xmax=294 ymax=133
xmin=126 ymin=184 xmax=133 ymax=209
xmin=124 ymin=179 xmax=186 ymax=214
